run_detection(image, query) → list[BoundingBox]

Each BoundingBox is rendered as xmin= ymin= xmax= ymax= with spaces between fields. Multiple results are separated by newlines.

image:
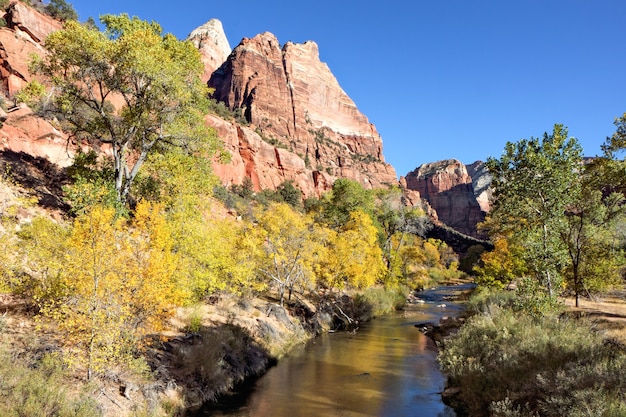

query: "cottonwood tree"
xmin=486 ymin=124 xmax=582 ymax=297
xmin=559 ymin=121 xmax=626 ymax=307
xmin=30 ymin=14 xmax=220 ymax=205
xmin=255 ymin=203 xmax=314 ymax=306
xmin=373 ymin=186 xmax=429 ymax=285
xmin=322 ymin=178 xmax=375 ymax=229
xmin=312 ymin=210 xmax=385 ymax=292
xmin=28 ymin=202 xmax=187 ymax=380
xmin=561 ymin=183 xmax=625 ymax=307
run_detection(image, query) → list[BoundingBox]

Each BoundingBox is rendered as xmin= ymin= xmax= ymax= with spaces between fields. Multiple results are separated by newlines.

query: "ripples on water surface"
xmin=193 ymin=284 xmax=473 ymax=417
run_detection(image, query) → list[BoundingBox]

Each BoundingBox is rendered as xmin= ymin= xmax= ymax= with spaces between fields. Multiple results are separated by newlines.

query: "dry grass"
xmin=562 ymin=291 xmax=626 ymax=343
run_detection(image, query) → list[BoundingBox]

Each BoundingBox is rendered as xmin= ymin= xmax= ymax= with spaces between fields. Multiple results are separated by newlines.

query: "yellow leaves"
xmin=474 ymin=237 xmax=526 ymax=288
xmin=339 ymin=210 xmax=384 ymax=289
xmin=24 ymin=201 xmax=193 ymax=378
xmin=312 ymin=210 xmax=385 ymax=291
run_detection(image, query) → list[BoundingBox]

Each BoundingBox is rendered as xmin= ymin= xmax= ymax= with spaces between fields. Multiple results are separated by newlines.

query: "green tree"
xmin=599 ymin=113 xmax=626 ymax=195
xmin=559 ymin=129 xmax=626 ymax=307
xmin=277 ymin=180 xmax=302 ymax=207
xmin=486 ymin=124 xmax=582 ymax=297
xmin=322 ymin=178 xmax=374 ymax=228
xmin=30 ymin=14 xmax=220 ymax=205
xmin=561 ymin=185 xmax=625 ymax=306
xmin=44 ymin=0 xmax=77 ymax=22
xmin=373 ymin=185 xmax=429 ymax=285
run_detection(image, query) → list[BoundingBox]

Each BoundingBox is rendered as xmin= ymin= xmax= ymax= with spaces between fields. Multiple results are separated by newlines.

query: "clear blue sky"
xmin=67 ymin=0 xmax=626 ymax=177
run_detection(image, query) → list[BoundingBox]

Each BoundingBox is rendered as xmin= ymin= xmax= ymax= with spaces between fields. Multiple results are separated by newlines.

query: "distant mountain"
xmin=403 ymin=159 xmax=491 ymax=238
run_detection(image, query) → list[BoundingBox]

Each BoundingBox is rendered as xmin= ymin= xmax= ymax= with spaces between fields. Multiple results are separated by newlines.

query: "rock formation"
xmin=0 ymin=3 xmax=496 ymax=248
xmin=0 ymin=3 xmax=74 ymax=166
xmin=206 ymin=31 xmax=397 ymax=196
xmin=467 ymin=160 xmax=492 ymax=213
xmin=404 ymin=159 xmax=486 ymax=237
xmin=187 ymin=19 xmax=231 ymax=83
xmin=0 ymin=2 xmax=61 ymax=97
xmin=0 ymin=105 xmax=72 ymax=167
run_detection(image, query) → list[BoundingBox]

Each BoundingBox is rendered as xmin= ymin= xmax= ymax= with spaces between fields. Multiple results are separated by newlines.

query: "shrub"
xmin=0 ymin=348 xmax=101 ymax=416
xmin=439 ymin=304 xmax=626 ymax=417
xmin=14 ymin=80 xmax=47 ymax=112
xmin=464 ymin=287 xmax=516 ymax=316
xmin=358 ymin=286 xmax=407 ymax=318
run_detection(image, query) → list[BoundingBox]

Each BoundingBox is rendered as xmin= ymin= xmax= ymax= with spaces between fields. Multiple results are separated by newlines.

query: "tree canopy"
xmin=483 ymin=123 xmax=626 ymax=307
xmin=31 ymin=14 xmax=221 ymax=205
xmin=486 ymin=124 xmax=582 ymax=296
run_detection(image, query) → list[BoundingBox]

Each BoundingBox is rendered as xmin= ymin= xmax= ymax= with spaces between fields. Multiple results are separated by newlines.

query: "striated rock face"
xmin=187 ymin=19 xmax=231 ymax=84
xmin=0 ymin=2 xmax=61 ymax=97
xmin=404 ymin=159 xmax=485 ymax=237
xmin=467 ymin=160 xmax=492 ymax=213
xmin=208 ymin=114 xmax=324 ymax=196
xmin=0 ymin=5 xmax=79 ymax=167
xmin=5 ymin=2 xmax=60 ymax=44
xmin=207 ymin=31 xmax=397 ymax=195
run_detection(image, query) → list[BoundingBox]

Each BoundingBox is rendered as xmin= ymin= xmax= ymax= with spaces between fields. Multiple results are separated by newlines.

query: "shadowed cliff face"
xmin=405 ymin=159 xmax=490 ymax=237
xmin=206 ymin=31 xmax=397 ymax=196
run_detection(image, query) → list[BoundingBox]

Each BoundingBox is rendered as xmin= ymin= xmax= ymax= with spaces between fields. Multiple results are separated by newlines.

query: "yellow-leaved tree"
xmin=313 ymin=210 xmax=385 ymax=292
xmin=474 ymin=236 xmax=527 ymax=289
xmin=37 ymin=201 xmax=188 ymax=380
xmin=255 ymin=203 xmax=315 ymax=306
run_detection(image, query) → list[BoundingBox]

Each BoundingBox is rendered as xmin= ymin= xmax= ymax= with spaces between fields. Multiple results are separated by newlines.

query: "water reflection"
xmin=194 ymin=285 xmax=470 ymax=417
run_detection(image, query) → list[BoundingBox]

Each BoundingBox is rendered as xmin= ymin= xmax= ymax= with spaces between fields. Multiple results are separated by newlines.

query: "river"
xmin=191 ymin=283 xmax=472 ymax=417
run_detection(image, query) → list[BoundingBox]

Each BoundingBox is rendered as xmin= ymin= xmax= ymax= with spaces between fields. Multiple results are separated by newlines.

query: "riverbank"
xmin=191 ymin=284 xmax=473 ymax=417
xmin=437 ymin=288 xmax=626 ymax=416
xmin=0 ymin=284 xmax=445 ymax=416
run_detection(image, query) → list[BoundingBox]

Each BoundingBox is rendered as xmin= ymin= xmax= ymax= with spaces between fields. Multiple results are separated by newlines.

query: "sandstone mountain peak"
xmin=208 ymin=29 xmax=396 ymax=196
xmin=187 ymin=18 xmax=231 ymax=82
xmin=0 ymin=2 xmax=490 ymax=240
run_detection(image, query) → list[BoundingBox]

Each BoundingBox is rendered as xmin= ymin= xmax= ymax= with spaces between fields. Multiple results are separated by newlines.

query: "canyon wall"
xmin=404 ymin=159 xmax=489 ymax=237
xmin=0 ymin=4 xmax=494 ymax=237
xmin=204 ymin=29 xmax=397 ymax=196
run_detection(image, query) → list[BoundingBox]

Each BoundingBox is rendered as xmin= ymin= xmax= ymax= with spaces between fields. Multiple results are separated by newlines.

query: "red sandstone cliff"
xmin=0 ymin=5 xmax=493 ymax=238
xmin=205 ymin=30 xmax=397 ymax=196
xmin=0 ymin=3 xmax=75 ymax=166
xmin=404 ymin=159 xmax=487 ymax=237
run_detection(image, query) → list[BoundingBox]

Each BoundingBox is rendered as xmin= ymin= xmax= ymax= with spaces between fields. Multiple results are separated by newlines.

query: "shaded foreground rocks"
xmin=142 ymin=295 xmax=336 ymax=411
xmin=415 ymin=316 xmax=466 ymax=346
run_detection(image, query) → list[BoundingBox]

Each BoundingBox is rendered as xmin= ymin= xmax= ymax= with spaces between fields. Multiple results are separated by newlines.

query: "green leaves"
xmin=32 ymin=14 xmax=220 ymax=206
xmin=486 ymin=125 xmax=583 ymax=297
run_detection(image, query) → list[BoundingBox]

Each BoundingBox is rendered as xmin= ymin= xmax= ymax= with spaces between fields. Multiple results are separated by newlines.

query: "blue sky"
xmin=67 ymin=1 xmax=626 ymax=177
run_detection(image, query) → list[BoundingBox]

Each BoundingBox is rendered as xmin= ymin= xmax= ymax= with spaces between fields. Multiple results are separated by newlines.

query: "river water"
xmin=193 ymin=284 xmax=472 ymax=417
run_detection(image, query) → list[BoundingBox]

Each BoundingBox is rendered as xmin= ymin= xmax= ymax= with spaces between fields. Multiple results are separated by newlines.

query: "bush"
xmin=464 ymin=287 xmax=516 ymax=316
xmin=438 ymin=304 xmax=626 ymax=417
xmin=0 ymin=348 xmax=101 ymax=416
xmin=358 ymin=286 xmax=407 ymax=318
